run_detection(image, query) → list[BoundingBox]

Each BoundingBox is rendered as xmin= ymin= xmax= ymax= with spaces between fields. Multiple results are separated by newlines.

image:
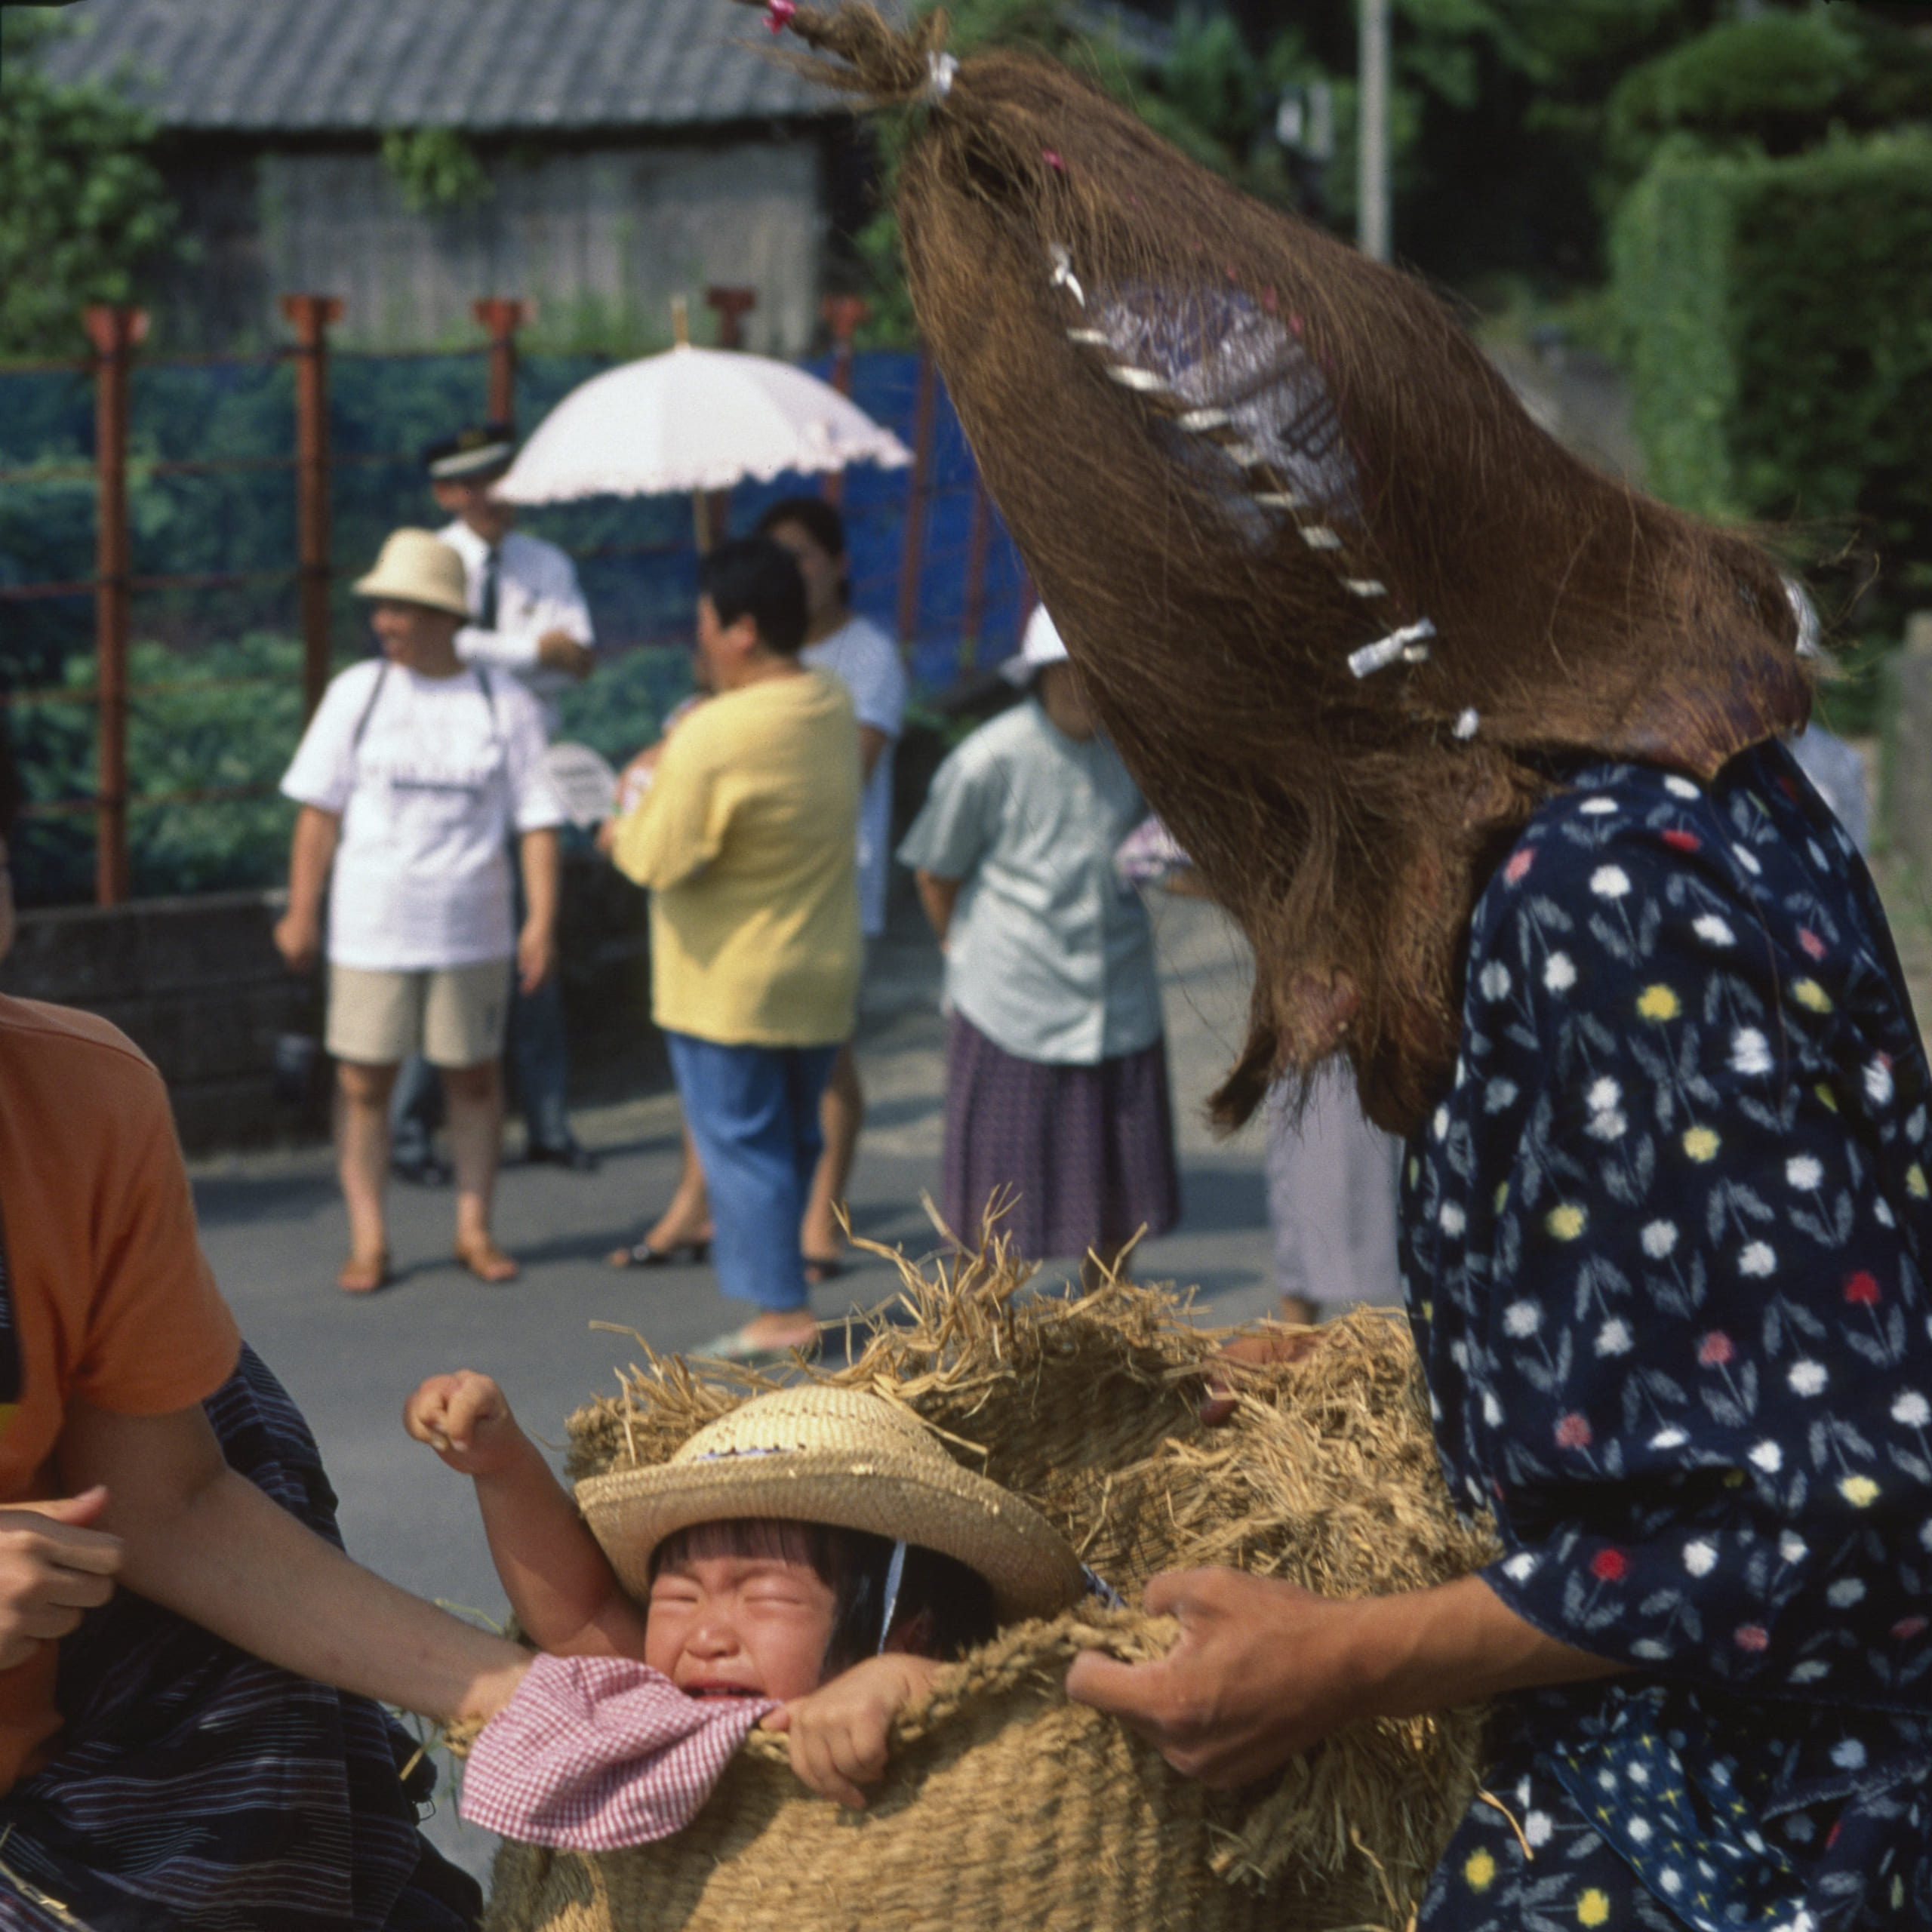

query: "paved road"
xmin=189 ymin=891 xmax=1278 ymax=1880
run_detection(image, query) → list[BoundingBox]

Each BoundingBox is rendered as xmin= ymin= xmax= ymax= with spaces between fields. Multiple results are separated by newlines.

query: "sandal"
xmin=607 ymin=1235 xmax=711 ymax=1269
xmin=692 ymin=1322 xmax=821 ymax=1367
xmin=338 ymin=1250 xmax=391 ymax=1295
xmin=454 ymin=1239 xmax=521 ymax=1284
xmin=803 ymin=1253 xmax=848 ymax=1286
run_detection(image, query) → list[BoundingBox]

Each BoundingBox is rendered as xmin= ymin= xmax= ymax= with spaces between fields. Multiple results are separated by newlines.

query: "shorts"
xmin=325 ymin=960 xmax=511 ymax=1069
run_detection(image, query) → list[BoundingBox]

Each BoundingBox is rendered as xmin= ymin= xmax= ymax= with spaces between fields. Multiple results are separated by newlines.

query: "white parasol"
xmin=495 ymin=343 xmax=912 ymax=504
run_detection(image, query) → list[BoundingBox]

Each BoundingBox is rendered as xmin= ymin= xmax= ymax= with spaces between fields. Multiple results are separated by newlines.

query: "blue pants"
xmin=665 ymin=1031 xmax=838 ymax=1315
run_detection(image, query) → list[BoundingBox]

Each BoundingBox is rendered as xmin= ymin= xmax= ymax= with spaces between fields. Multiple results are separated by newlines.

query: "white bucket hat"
xmin=576 ymin=1384 xmax=1086 ymax=1623
xmin=998 ymin=604 xmax=1071 ymax=686
xmin=352 ymin=528 xmax=472 ymax=619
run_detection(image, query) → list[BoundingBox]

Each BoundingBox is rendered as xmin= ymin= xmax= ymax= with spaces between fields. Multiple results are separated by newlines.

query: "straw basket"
xmin=481 ymin=1243 xmax=1499 ymax=1932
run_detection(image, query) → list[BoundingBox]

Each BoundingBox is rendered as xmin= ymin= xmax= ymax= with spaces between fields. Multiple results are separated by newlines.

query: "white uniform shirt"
xmin=438 ymin=521 xmax=595 ymax=719
xmin=801 ymin=615 xmax=907 ymax=938
xmin=281 ymin=659 xmax=565 ymax=971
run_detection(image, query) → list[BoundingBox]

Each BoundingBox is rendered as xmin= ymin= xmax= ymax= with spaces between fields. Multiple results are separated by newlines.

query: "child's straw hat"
xmin=577 ymin=1385 xmax=1085 ymax=1621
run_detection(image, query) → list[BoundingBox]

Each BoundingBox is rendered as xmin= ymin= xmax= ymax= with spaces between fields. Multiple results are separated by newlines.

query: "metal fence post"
xmin=281 ymin=294 xmax=343 ymax=721
xmin=894 ymin=347 xmax=937 ymax=652
xmin=703 ymin=289 xmax=755 ymax=543
xmin=82 ymin=304 xmax=146 ymax=907
xmin=472 ymin=298 xmax=531 ymax=423
xmin=819 ymin=296 xmax=868 ymax=508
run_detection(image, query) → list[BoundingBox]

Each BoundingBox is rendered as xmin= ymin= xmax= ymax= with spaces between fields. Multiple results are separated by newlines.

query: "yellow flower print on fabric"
xmin=1909 ymin=1164 xmax=1928 ymax=1201
xmin=1463 ymin=1849 xmax=1497 ymax=1894
xmin=1792 ymin=979 xmax=1832 ymax=1014
xmin=1841 ymin=1475 xmax=1881 ymax=1508
xmin=1577 ymin=1891 xmax=1611 ymax=1927
xmin=1683 ymin=1127 xmax=1720 ymax=1162
xmin=1547 ymin=1204 xmax=1587 ymax=1241
xmin=1637 ymin=984 xmax=1680 ymax=1021
xmin=1816 ymin=1082 xmax=1838 ymax=1112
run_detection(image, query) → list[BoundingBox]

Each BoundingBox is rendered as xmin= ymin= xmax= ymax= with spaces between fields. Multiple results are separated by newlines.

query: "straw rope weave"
xmin=483 ymin=1238 xmax=1500 ymax=1931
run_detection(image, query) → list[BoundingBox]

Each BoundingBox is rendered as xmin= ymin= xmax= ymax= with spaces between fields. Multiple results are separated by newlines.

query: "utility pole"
xmin=1358 ymin=0 xmax=1391 ymax=263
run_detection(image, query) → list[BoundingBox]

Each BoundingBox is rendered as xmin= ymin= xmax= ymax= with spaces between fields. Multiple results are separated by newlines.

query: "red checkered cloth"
xmin=460 ymin=1656 xmax=779 ymax=1850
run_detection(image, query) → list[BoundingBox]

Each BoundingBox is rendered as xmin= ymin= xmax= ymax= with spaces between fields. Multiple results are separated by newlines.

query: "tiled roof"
xmin=35 ymin=0 xmax=844 ymax=132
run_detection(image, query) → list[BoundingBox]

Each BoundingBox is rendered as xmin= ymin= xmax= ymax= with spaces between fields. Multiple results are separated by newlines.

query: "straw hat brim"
xmin=578 ymin=1448 xmax=1087 ymax=1623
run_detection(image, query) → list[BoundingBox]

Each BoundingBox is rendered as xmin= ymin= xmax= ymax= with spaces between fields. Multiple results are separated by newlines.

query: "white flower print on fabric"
xmin=1544 ymin=952 xmax=1577 ymax=993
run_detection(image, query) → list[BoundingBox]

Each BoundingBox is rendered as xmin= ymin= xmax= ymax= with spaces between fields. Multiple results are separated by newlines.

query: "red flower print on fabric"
xmin=1663 ymin=829 xmax=1701 ymax=854
xmin=1555 ymin=1412 xmax=1592 ymax=1449
xmin=1699 ymin=1331 xmax=1736 ymax=1367
xmin=1798 ymin=929 xmax=1826 ymax=961
xmin=1734 ymin=1625 xmax=1770 ymax=1651
xmin=1590 ymin=1549 xmax=1629 ymax=1582
xmin=1845 ymin=1272 xmax=1881 ymax=1307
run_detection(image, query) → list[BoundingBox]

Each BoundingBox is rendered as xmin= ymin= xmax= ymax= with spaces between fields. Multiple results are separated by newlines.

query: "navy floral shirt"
xmin=1404 ymin=744 xmax=1932 ymax=1932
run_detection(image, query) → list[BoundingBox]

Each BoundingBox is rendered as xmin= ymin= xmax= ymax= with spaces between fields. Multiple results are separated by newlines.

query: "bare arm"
xmin=1066 ymin=1567 xmax=1623 ymax=1789
xmin=914 ymin=869 xmax=963 ymax=949
xmin=517 ymin=826 xmax=561 ymax=994
xmin=273 ymin=805 xmax=339 ymax=971
xmin=403 ymin=1373 xmax=652 ymax=1661
xmin=59 ymin=1398 xmax=531 ymax=1724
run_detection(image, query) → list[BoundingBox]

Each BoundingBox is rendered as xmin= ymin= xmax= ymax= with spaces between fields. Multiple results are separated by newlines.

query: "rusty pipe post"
xmin=82 ymin=304 xmax=147 ymax=907
xmin=705 ymin=286 xmax=756 ymax=351
xmin=819 ymin=295 xmax=868 ymax=507
xmin=472 ymin=297 xmax=531 ymax=423
xmin=894 ymin=347 xmax=937 ymax=652
xmin=281 ymin=294 xmax=343 ymax=721
xmin=702 ymin=289 xmax=755 ymax=543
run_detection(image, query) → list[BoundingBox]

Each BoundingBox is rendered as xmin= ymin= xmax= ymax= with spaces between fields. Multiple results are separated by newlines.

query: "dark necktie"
xmin=479 ymin=546 xmax=500 ymax=630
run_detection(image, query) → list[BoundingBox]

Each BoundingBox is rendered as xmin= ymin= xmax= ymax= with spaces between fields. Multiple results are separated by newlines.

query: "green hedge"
xmin=1610 ymin=131 xmax=1932 ymax=605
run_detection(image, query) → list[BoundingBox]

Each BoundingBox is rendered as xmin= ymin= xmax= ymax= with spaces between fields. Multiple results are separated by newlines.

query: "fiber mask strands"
xmin=728 ymin=0 xmax=1811 ymax=1137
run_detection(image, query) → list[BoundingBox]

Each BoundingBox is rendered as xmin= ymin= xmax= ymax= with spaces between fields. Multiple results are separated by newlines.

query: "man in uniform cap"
xmin=390 ymin=422 xmax=600 ymax=1179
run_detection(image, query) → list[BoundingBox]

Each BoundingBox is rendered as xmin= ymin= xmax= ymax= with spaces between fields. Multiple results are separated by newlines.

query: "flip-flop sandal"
xmin=691 ymin=1323 xmax=821 ymax=1367
xmin=607 ymin=1235 xmax=711 ymax=1269
xmin=454 ymin=1240 xmax=521 ymax=1284
xmin=803 ymin=1253 xmax=848 ymax=1285
xmin=338 ymin=1250 xmax=391 ymax=1294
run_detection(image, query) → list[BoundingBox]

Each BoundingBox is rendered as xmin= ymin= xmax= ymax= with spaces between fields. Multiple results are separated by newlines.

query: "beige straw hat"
xmin=577 ymin=1385 xmax=1086 ymax=1622
xmin=352 ymin=528 xmax=472 ymax=617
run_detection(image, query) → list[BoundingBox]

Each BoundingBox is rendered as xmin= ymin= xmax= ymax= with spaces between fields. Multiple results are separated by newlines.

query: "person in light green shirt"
xmin=604 ymin=539 xmax=860 ymax=1360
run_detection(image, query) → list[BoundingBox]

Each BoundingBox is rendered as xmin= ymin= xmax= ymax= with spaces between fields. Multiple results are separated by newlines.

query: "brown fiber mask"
xmin=740 ymin=1 xmax=1810 ymax=1135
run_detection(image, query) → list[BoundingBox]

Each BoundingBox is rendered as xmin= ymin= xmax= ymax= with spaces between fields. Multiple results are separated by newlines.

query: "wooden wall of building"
xmin=158 ymin=134 xmax=829 ymax=355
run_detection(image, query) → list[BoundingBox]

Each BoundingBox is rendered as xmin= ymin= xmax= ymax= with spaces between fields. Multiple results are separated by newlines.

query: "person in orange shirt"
xmin=0 ymin=729 xmax=529 ymax=1927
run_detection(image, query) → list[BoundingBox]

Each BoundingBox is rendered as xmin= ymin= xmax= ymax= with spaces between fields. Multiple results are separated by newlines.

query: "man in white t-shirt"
xmin=389 ymin=423 xmax=598 ymax=1180
xmin=275 ymin=528 xmax=565 ymax=1291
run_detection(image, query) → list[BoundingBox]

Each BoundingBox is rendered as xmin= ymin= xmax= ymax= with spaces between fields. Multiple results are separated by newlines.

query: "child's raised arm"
xmin=403 ymin=1372 xmax=651 ymax=1660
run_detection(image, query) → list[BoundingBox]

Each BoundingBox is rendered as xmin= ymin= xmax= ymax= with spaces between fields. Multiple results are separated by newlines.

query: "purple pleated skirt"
xmin=941 ymin=1011 xmax=1181 ymax=1262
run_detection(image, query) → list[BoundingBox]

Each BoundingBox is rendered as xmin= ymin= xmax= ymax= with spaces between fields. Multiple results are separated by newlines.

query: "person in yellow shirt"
xmin=605 ymin=539 xmax=860 ymax=1361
